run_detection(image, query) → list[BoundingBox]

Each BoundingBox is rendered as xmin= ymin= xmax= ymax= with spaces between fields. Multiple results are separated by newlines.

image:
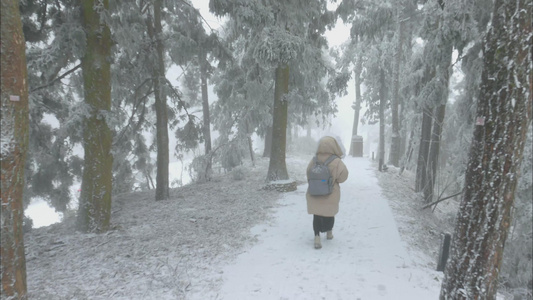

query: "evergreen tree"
xmin=108 ymin=1 xmax=156 ymax=194
xmin=173 ymin=7 xmax=232 ymax=181
xmin=209 ymin=32 xmax=273 ymax=171
xmin=438 ymin=0 xmax=493 ymax=197
xmin=327 ymin=37 xmax=361 ymax=155
xmin=110 ymin=0 xmax=173 ymax=195
xmin=411 ymin=0 xmax=478 ymax=203
xmin=210 ymin=0 xmax=336 ymax=182
xmin=1 ymin=0 xmax=29 ymax=296
xmin=108 ymin=0 xmax=203 ymax=193
xmin=355 ymin=5 xmax=395 ymax=171
xmin=440 ymin=0 xmax=532 ymax=297
xmin=337 ymin=0 xmax=402 ymax=169
xmin=388 ymin=1 xmax=417 ymax=167
xmin=77 ymin=0 xmax=113 ymax=232
xmin=146 ymin=0 xmax=170 ymax=200
xmin=21 ymin=0 xmax=85 ymax=213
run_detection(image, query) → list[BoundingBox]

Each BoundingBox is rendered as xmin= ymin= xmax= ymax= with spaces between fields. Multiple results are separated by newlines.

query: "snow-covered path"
xmin=210 ymin=157 xmax=441 ymax=300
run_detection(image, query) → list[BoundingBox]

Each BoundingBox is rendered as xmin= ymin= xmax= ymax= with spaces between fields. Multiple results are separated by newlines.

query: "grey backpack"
xmin=307 ymin=155 xmax=337 ymax=196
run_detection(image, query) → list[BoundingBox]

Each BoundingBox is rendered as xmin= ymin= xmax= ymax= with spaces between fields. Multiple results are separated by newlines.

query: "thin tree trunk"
xmin=415 ymin=105 xmax=432 ymax=192
xmin=399 ymin=125 xmax=416 ymax=175
xmin=440 ymin=0 xmax=531 ymax=298
xmin=352 ymin=68 xmax=362 ymax=137
xmin=145 ymin=173 xmax=155 ymax=190
xmin=246 ymin=121 xmax=255 ymax=166
xmin=349 ymin=36 xmax=363 ymax=156
xmin=424 ymin=104 xmax=446 ymax=203
xmin=263 ymin=102 xmax=274 ymax=158
xmin=78 ymin=0 xmax=113 ymax=233
xmin=398 ymin=102 xmax=407 ymax=163
xmin=397 ymin=1 xmax=416 ymax=164
xmin=389 ymin=18 xmax=405 ymax=167
xmin=349 ymin=60 xmax=363 ymax=156
xmin=147 ymin=0 xmax=169 ymax=200
xmin=424 ymin=39 xmax=452 ymax=203
xmin=199 ymin=49 xmax=212 ymax=179
xmin=263 ymin=125 xmax=272 ymax=158
xmin=1 ymin=0 xmax=29 ymax=296
xmin=267 ymin=64 xmax=290 ymax=181
xmin=286 ymin=122 xmax=293 ymax=151
xmin=378 ymin=69 xmax=386 ymax=171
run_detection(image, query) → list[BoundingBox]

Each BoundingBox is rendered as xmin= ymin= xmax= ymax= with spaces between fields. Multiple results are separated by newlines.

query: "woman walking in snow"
xmin=306 ymin=136 xmax=349 ymax=249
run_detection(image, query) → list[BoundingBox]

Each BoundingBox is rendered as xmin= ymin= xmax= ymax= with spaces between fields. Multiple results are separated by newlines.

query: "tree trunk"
xmin=349 ymin=59 xmax=363 ymax=156
xmin=1 ymin=0 xmax=29 ymax=296
xmin=415 ymin=105 xmax=432 ymax=192
xmin=440 ymin=0 xmax=532 ymax=298
xmin=199 ymin=49 xmax=213 ymax=179
xmin=397 ymin=1 xmax=417 ymax=164
xmin=77 ymin=0 xmax=113 ymax=233
xmin=424 ymin=40 xmax=453 ymax=203
xmin=348 ymin=35 xmax=363 ymax=156
xmin=424 ymin=104 xmax=446 ymax=203
xmin=267 ymin=64 xmax=290 ymax=181
xmin=286 ymin=123 xmax=293 ymax=151
xmin=399 ymin=127 xmax=415 ymax=175
xmin=398 ymin=101 xmax=408 ymax=165
xmin=389 ymin=18 xmax=405 ymax=167
xmin=246 ymin=121 xmax=255 ymax=166
xmin=147 ymin=0 xmax=169 ymax=200
xmin=263 ymin=125 xmax=272 ymax=157
xmin=378 ymin=69 xmax=386 ymax=171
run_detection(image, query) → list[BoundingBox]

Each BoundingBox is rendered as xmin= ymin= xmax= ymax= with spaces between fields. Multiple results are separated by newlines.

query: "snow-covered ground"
xmin=201 ymin=157 xmax=442 ymax=300
xmin=24 ymin=155 xmax=457 ymax=299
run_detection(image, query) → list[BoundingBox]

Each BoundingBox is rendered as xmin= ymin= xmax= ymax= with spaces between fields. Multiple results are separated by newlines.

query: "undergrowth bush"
xmin=231 ymin=166 xmax=246 ymax=181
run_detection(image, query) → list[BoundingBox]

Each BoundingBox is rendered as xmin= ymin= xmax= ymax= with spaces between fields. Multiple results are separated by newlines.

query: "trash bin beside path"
xmin=350 ymin=135 xmax=363 ymax=157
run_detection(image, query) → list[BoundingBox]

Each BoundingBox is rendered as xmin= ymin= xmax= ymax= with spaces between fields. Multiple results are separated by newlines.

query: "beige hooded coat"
xmin=306 ymin=136 xmax=349 ymax=217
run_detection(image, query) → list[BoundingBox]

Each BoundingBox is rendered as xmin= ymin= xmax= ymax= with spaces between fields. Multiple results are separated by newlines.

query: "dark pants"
xmin=313 ymin=215 xmax=335 ymax=236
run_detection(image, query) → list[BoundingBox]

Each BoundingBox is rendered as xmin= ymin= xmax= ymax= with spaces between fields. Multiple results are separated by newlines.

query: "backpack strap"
xmin=324 ymin=154 xmax=338 ymax=166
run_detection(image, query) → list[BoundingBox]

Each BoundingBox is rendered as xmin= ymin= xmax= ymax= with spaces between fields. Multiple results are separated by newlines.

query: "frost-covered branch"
xmin=30 ymin=63 xmax=81 ymax=93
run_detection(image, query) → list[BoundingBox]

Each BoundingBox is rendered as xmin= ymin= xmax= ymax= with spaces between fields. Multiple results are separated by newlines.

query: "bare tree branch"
xmin=421 ymin=189 xmax=464 ymax=210
xmin=30 ymin=63 xmax=81 ymax=93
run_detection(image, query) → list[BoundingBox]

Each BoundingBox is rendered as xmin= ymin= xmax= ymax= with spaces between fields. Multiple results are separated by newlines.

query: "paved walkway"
xmin=214 ymin=157 xmax=441 ymax=299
